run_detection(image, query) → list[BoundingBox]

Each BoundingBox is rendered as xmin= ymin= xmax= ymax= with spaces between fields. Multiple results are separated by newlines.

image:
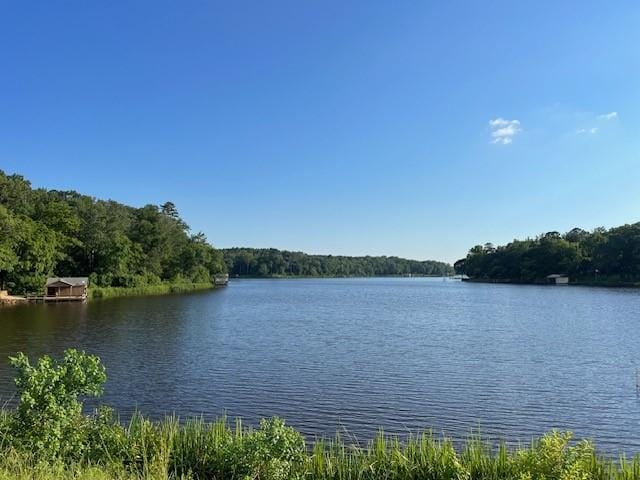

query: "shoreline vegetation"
xmin=89 ymin=281 xmax=215 ymax=299
xmin=0 ymin=282 xmax=217 ymax=306
xmin=229 ymin=273 xmax=448 ymax=279
xmin=461 ymin=277 xmax=640 ymax=288
xmin=0 ymin=170 xmax=456 ymax=303
xmin=222 ymin=248 xmax=454 ymax=278
xmin=2 ymin=350 xmax=640 ymax=480
xmin=2 ymin=422 xmax=640 ymax=480
xmin=455 ymin=224 xmax=640 ymax=287
xmin=0 ymin=170 xmax=226 ymax=298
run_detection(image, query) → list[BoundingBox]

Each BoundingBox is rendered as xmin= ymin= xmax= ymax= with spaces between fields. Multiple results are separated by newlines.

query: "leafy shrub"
xmin=84 ymin=406 xmax=128 ymax=464
xmin=188 ymin=265 xmax=211 ymax=284
xmin=9 ymin=349 xmax=107 ymax=460
xmin=513 ymin=431 xmax=599 ymax=480
xmin=231 ymin=418 xmax=306 ymax=480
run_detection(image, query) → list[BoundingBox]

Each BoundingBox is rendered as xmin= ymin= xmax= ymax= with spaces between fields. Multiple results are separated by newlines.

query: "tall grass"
xmin=89 ymin=282 xmax=214 ymax=300
xmin=1 ymin=412 xmax=640 ymax=480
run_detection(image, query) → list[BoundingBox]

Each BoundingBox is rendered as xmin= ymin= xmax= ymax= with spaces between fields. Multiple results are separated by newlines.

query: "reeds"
xmin=89 ymin=282 xmax=214 ymax=299
xmin=1 ymin=412 xmax=640 ymax=480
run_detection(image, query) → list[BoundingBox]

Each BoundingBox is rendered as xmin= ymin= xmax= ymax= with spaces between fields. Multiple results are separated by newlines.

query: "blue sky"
xmin=1 ymin=1 xmax=638 ymax=263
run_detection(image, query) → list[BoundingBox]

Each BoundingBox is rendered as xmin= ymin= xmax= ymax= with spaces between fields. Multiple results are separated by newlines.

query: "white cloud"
xmin=489 ymin=118 xmax=521 ymax=145
xmin=576 ymin=127 xmax=598 ymax=135
xmin=597 ymin=111 xmax=618 ymax=120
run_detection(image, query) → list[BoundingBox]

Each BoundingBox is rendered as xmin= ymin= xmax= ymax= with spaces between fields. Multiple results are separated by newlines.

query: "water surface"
xmin=1 ymin=278 xmax=639 ymax=453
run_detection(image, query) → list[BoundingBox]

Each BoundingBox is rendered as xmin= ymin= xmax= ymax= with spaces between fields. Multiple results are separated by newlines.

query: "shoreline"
xmin=462 ymin=278 xmax=640 ymax=288
xmin=0 ymin=282 xmax=218 ymax=307
xmin=230 ymin=274 xmax=447 ymax=279
xmin=89 ymin=281 xmax=217 ymax=299
xmin=0 ymin=411 xmax=638 ymax=479
xmin=0 ymin=296 xmax=28 ymax=307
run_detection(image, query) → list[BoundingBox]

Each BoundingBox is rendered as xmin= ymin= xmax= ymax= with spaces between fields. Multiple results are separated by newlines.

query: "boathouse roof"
xmin=45 ymin=277 xmax=89 ymax=287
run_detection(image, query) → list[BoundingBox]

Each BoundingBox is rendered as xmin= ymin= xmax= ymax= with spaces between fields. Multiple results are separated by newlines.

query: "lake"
xmin=1 ymin=278 xmax=640 ymax=454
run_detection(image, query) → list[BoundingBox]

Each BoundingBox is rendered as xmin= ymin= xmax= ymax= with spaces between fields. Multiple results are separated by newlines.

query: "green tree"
xmin=221 ymin=248 xmax=454 ymax=277
xmin=0 ymin=206 xmax=19 ymax=290
xmin=457 ymin=223 xmax=640 ymax=284
xmin=10 ymin=216 xmax=64 ymax=293
xmin=0 ymin=169 xmax=227 ymax=293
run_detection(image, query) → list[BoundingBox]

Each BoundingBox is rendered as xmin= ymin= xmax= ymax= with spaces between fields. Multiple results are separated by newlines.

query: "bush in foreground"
xmin=1 ymin=350 xmax=640 ymax=479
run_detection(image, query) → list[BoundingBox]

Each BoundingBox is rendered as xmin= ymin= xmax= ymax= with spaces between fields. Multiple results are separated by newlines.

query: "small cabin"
xmin=45 ymin=277 xmax=89 ymax=300
xmin=546 ymin=274 xmax=569 ymax=285
xmin=213 ymin=274 xmax=229 ymax=286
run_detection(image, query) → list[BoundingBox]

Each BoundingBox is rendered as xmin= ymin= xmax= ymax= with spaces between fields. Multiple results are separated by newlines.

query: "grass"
xmin=89 ymin=282 xmax=215 ymax=300
xmin=2 ymin=412 xmax=640 ymax=480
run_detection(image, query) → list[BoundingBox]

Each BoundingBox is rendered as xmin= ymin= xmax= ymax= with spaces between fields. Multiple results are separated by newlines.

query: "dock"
xmin=26 ymin=294 xmax=87 ymax=303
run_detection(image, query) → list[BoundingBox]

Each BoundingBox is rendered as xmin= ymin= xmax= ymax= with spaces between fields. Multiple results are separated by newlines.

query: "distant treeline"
xmin=222 ymin=248 xmax=454 ymax=277
xmin=455 ymin=223 xmax=640 ymax=284
xmin=0 ymin=170 xmax=225 ymax=294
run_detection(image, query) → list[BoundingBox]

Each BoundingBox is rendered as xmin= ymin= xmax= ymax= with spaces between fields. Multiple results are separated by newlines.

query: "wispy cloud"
xmin=576 ymin=127 xmax=598 ymax=135
xmin=597 ymin=111 xmax=618 ymax=121
xmin=489 ymin=118 xmax=521 ymax=145
xmin=574 ymin=111 xmax=617 ymax=135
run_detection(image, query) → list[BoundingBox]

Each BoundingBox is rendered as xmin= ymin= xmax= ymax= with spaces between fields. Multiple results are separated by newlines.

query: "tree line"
xmin=0 ymin=170 xmax=225 ymax=294
xmin=222 ymin=248 xmax=454 ymax=277
xmin=454 ymin=223 xmax=640 ymax=284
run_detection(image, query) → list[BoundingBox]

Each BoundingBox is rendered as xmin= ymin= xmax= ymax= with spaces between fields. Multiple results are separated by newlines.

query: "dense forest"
xmin=0 ymin=170 xmax=453 ymax=294
xmin=0 ymin=170 xmax=225 ymax=294
xmin=454 ymin=224 xmax=640 ymax=284
xmin=222 ymin=248 xmax=453 ymax=277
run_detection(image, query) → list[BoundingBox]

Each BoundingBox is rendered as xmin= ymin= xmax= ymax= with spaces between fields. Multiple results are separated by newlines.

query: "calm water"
xmin=1 ymin=278 xmax=640 ymax=453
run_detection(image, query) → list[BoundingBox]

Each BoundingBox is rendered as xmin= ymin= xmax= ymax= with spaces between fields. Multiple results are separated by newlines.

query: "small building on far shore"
xmin=45 ymin=277 xmax=89 ymax=300
xmin=546 ymin=274 xmax=569 ymax=285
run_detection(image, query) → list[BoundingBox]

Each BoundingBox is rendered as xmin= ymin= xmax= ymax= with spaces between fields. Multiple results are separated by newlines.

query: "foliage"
xmin=0 ymin=170 xmax=226 ymax=294
xmin=8 ymin=349 xmax=106 ymax=460
xmin=89 ymin=282 xmax=214 ymax=300
xmin=232 ymin=418 xmax=306 ymax=480
xmin=0 ymin=168 xmax=454 ymax=292
xmin=223 ymin=248 xmax=454 ymax=278
xmin=455 ymin=224 xmax=640 ymax=284
xmin=510 ymin=431 xmax=600 ymax=480
xmin=2 ymin=417 xmax=640 ymax=479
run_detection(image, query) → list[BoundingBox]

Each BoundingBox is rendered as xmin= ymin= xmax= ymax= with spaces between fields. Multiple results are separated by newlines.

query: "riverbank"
xmin=89 ymin=281 xmax=216 ymax=299
xmin=1 ymin=412 xmax=639 ymax=480
xmin=0 ymin=290 xmax=27 ymax=307
xmin=1 ymin=282 xmax=217 ymax=306
xmin=462 ymin=277 xmax=640 ymax=288
xmin=231 ymin=274 xmax=445 ymax=279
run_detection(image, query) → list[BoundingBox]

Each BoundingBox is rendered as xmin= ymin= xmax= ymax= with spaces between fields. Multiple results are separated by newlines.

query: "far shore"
xmin=229 ymin=274 xmax=448 ymax=279
xmin=462 ymin=277 xmax=640 ymax=288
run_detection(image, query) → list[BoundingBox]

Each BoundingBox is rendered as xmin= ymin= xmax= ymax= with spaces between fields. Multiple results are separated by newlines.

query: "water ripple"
xmin=1 ymin=278 xmax=640 ymax=454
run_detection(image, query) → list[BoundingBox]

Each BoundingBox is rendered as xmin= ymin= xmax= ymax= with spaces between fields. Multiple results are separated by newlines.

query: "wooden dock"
xmin=26 ymin=295 xmax=87 ymax=303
